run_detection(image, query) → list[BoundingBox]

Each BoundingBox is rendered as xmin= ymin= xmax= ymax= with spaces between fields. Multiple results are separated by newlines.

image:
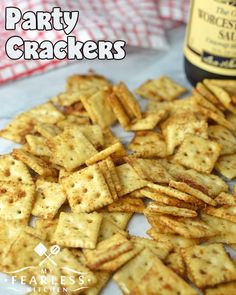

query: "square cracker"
xmin=32 ymin=180 xmax=66 ymax=219
xmin=113 ymin=248 xmax=158 ymax=294
xmin=158 ymin=215 xmax=218 ymax=238
xmin=0 ymin=220 xmax=23 ymax=261
xmin=97 ymin=243 xmax=143 ymax=272
xmin=62 ymin=101 xmax=90 ymax=117
xmin=83 ymin=271 xmax=110 ymax=295
xmin=52 ymin=248 xmax=97 ymax=290
xmin=131 ymin=236 xmax=173 ymax=260
xmin=161 ymin=159 xmax=228 ymax=197
xmin=113 ymin=82 xmax=142 ymax=120
xmin=80 ymin=89 xmax=116 ymax=128
xmin=51 ymin=89 xmax=96 ymax=107
xmin=144 ymin=202 xmax=197 ymax=218
xmin=215 ymin=192 xmax=236 ymax=206
xmin=57 ymin=115 xmax=90 ymax=129
xmin=128 ymin=131 xmax=168 ymax=158
xmin=34 ymin=122 xmax=61 ymax=139
xmin=105 ymin=157 xmax=122 ymax=193
xmin=35 ymin=218 xmax=59 ymax=242
xmin=226 ymin=113 xmax=236 ymax=134
xmin=162 ymin=110 xmax=208 ymax=154
xmin=107 ymin=92 xmax=130 ymax=129
xmin=201 ymin=213 xmax=236 ymax=235
xmin=146 ymin=220 xmax=176 ymax=235
xmin=12 ymin=149 xmax=56 ymax=177
xmin=182 ymin=244 xmax=236 ymax=288
xmin=102 ymin=212 xmax=132 ymax=230
xmin=130 ymin=110 xmax=168 ymax=131
xmin=205 ymin=82 xmax=236 ymax=114
xmin=203 ymin=205 xmax=236 ymax=223
xmin=0 ymin=154 xmax=33 ymax=184
xmin=83 ymin=233 xmax=133 ymax=270
xmin=142 ymin=188 xmax=198 ymax=210
xmin=198 ymin=106 xmax=235 ymax=132
xmin=27 ymin=102 xmax=64 ymax=124
xmin=25 ymin=135 xmax=51 ymax=157
xmin=135 ymin=76 xmax=187 ymax=101
xmin=208 ymin=125 xmax=236 ymax=155
xmin=98 ymin=216 xmax=128 ymax=242
xmin=147 ymin=183 xmax=200 ymax=205
xmin=165 ymin=251 xmax=186 ymax=277
xmin=74 ymin=124 xmax=104 ymax=148
xmin=107 ymin=197 xmax=145 ymax=213
xmin=147 ymin=231 xmax=199 ymax=249
xmin=48 ymin=126 xmax=97 ymax=171
xmin=196 ymin=82 xmax=221 ymax=106
xmin=215 ymin=154 xmax=236 ymax=180
xmin=61 ymin=164 xmax=114 ymax=213
xmin=0 ymin=113 xmax=35 ymax=144
xmin=113 ymin=248 xmax=197 ymax=295
xmin=1 ymin=231 xmax=44 ymax=276
xmin=193 ymin=88 xmax=224 ymax=116
xmin=98 ymin=159 xmax=118 ymax=200
xmin=0 ymin=181 xmax=35 ymax=221
xmin=169 ymin=180 xmax=216 ymax=206
xmin=116 ymin=163 xmax=147 ymax=197
xmin=86 ymin=142 xmax=126 ymax=165
xmin=53 ymin=212 xmax=103 ymax=248
xmin=133 ymin=260 xmax=197 ymax=295
xmin=205 ymin=282 xmax=236 ymax=295
xmin=174 ymin=135 xmax=221 ymax=174
xmin=66 ymin=73 xmax=110 ymax=92
xmin=126 ymin=157 xmax=172 ymax=184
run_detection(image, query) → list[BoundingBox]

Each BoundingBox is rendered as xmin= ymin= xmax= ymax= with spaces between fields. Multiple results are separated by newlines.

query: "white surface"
xmin=0 ymin=26 xmax=198 ymax=295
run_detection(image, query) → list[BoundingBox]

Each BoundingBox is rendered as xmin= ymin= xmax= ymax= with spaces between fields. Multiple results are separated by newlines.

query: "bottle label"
xmin=184 ymin=0 xmax=236 ymax=76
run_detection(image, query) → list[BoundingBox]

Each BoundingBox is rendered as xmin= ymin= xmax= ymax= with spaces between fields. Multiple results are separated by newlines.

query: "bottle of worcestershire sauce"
xmin=184 ymin=0 xmax=236 ymax=85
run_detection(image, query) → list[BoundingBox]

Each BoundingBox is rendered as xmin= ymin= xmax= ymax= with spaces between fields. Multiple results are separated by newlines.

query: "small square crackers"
xmin=113 ymin=82 xmax=142 ymax=120
xmin=2 ymin=231 xmax=44 ymax=274
xmin=0 ymin=181 xmax=35 ymax=221
xmin=205 ymin=282 xmax=236 ymax=295
xmin=80 ymin=88 xmax=116 ymax=128
xmin=158 ymin=215 xmax=218 ymax=238
xmin=12 ymin=149 xmax=56 ymax=176
xmin=61 ymin=164 xmax=114 ymax=212
xmin=128 ymin=131 xmax=168 ymax=158
xmin=174 ymin=135 xmax=221 ymax=173
xmin=53 ymin=212 xmax=103 ymax=248
xmin=203 ymin=205 xmax=236 ymax=223
xmin=182 ymin=244 xmax=236 ymax=288
xmin=0 ymin=154 xmax=33 ymax=184
xmin=162 ymin=111 xmax=208 ymax=154
xmin=25 ymin=135 xmax=51 ymax=157
xmin=116 ymin=163 xmax=147 ymax=196
xmin=32 ymin=180 xmax=66 ymax=219
xmin=1 ymin=72 xmax=236 ymax=294
xmin=114 ymin=248 xmax=197 ymax=295
xmin=83 ymin=233 xmax=137 ymax=270
xmin=136 ymin=76 xmax=187 ymax=101
xmin=215 ymin=154 xmax=236 ymax=180
xmin=0 ymin=113 xmax=35 ymax=144
xmin=126 ymin=157 xmax=172 ymax=184
xmin=48 ymin=126 xmax=97 ymax=171
xmin=208 ymin=125 xmax=236 ymax=156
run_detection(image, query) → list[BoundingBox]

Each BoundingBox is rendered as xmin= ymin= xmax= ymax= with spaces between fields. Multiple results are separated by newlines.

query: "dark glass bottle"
xmin=184 ymin=0 xmax=236 ymax=86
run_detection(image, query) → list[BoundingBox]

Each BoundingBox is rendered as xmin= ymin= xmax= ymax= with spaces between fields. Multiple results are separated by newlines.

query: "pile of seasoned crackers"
xmin=0 ymin=73 xmax=236 ymax=295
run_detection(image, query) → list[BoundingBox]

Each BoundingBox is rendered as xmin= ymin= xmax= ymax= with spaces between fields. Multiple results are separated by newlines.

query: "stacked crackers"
xmin=0 ymin=73 xmax=236 ymax=294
